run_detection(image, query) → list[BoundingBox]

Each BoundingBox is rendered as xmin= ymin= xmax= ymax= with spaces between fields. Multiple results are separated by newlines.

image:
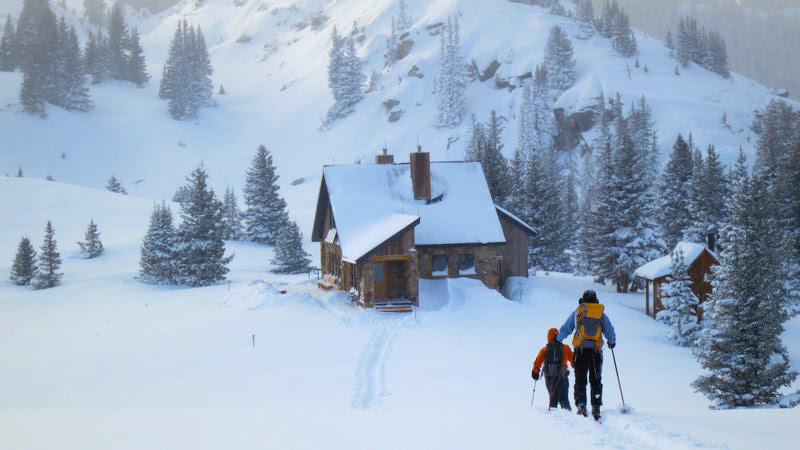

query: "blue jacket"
xmin=556 ymin=306 xmax=616 ymax=347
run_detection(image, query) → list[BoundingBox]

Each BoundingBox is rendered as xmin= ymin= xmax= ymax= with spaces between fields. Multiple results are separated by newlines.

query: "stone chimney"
xmin=410 ymin=145 xmax=431 ymax=201
xmin=375 ymin=147 xmax=394 ymax=164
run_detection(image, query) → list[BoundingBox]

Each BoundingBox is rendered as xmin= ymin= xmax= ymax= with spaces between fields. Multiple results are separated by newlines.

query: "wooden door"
xmin=386 ymin=261 xmax=406 ymax=299
xmin=373 ymin=263 xmax=387 ymax=300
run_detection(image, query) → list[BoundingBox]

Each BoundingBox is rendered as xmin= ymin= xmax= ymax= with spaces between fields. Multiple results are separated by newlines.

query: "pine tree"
xmin=575 ymin=0 xmax=595 ymax=40
xmin=612 ymin=6 xmax=637 ymax=57
xmin=436 ymin=16 xmax=465 ymax=128
xmin=107 ymin=2 xmax=128 ymax=80
xmin=243 ymin=145 xmax=289 ymax=245
xmin=10 ymin=236 xmax=37 ymax=286
xmin=139 ymin=201 xmax=178 ymax=284
xmin=221 ymin=186 xmax=244 ymax=241
xmin=325 ymin=26 xmax=364 ymax=124
xmin=659 ymin=134 xmax=694 ymax=249
xmin=84 ymin=30 xmax=110 ymax=83
xmin=0 ymin=15 xmax=16 ymax=71
xmin=561 ymin=149 xmax=579 ymax=249
xmin=17 ymin=0 xmax=58 ymax=114
xmin=127 ymin=27 xmax=149 ymax=87
xmin=522 ymin=146 xmax=567 ymax=271
xmin=657 ymin=248 xmax=700 ymax=346
xmin=83 ymin=0 xmax=106 ymax=28
xmin=665 ymin=29 xmax=674 ymax=58
xmin=384 ymin=16 xmax=397 ymax=67
xmin=52 ymin=20 xmax=92 ymax=111
xmin=173 ymin=166 xmax=232 ymax=286
xmin=271 ymin=220 xmax=311 ymax=274
xmin=106 ymin=175 xmax=127 ymax=194
xmin=32 ymin=220 xmax=62 ymax=289
xmin=397 ymin=0 xmax=410 ymax=32
xmin=160 ymin=20 xmax=214 ymax=120
xmin=77 ymin=219 xmax=104 ymax=259
xmin=693 ymin=153 xmax=798 ymax=407
xmin=543 ymin=25 xmax=575 ymax=93
xmin=482 ymin=110 xmax=510 ymax=206
xmin=531 ymin=65 xmax=552 ymax=150
xmin=676 ymin=17 xmax=691 ymax=68
xmin=683 ymin=149 xmax=706 ymax=244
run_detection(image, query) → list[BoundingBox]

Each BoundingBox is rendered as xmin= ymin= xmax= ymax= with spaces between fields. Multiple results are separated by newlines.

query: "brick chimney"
xmin=375 ymin=147 xmax=394 ymax=164
xmin=410 ymin=145 xmax=431 ymax=201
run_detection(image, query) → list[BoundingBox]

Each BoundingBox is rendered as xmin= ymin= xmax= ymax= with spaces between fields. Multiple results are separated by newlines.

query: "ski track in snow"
xmin=351 ymin=315 xmax=410 ymax=410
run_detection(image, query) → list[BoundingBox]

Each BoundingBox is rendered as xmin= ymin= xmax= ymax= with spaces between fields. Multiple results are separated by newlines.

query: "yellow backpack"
xmin=572 ymin=303 xmax=605 ymax=348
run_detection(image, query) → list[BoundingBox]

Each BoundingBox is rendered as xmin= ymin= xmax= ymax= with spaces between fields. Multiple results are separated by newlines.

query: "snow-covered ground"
xmin=1 ymin=178 xmax=799 ymax=448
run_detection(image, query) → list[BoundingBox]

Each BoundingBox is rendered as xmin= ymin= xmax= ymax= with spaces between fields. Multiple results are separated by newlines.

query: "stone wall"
xmin=417 ymin=244 xmax=504 ymax=290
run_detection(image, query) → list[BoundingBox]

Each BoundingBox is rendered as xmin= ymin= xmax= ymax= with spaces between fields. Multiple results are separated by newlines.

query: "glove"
xmin=608 ymin=342 xmax=616 ymax=349
xmin=532 ymin=370 xmax=539 ymax=380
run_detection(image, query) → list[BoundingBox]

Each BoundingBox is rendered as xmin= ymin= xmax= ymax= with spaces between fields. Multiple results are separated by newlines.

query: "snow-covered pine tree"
xmin=126 ymin=27 xmax=149 ymax=87
xmin=190 ymin=26 xmax=214 ymax=112
xmin=676 ymin=16 xmax=691 ymax=68
xmin=32 ymin=220 xmax=62 ymax=289
xmin=243 ymin=145 xmax=289 ymax=245
xmin=221 ymin=186 xmax=244 ymax=241
xmin=106 ymin=175 xmax=127 ymax=194
xmin=531 ymin=65 xmax=553 ymax=150
xmin=436 ymin=16 xmax=465 ymax=128
xmin=543 ymin=25 xmax=575 ymax=93
xmin=657 ymin=248 xmax=700 ymax=346
xmin=522 ymin=146 xmax=567 ymax=272
xmin=703 ymin=30 xmax=729 ymax=78
xmin=597 ymin=0 xmax=618 ymax=39
xmin=482 ymin=110 xmax=510 ymax=206
xmin=325 ymin=26 xmax=364 ymax=124
xmin=52 ymin=19 xmax=92 ymax=112
xmin=17 ymin=0 xmax=58 ymax=114
xmin=659 ymin=134 xmax=694 ymax=249
xmin=83 ymin=0 xmax=106 ymax=28
xmin=397 ymin=0 xmax=410 ymax=33
xmin=173 ymin=166 xmax=232 ymax=287
xmin=561 ymin=149 xmax=579 ymax=250
xmin=665 ymin=29 xmax=674 ymax=58
xmin=384 ymin=17 xmax=397 ymax=67
xmin=271 ymin=220 xmax=312 ymax=274
xmin=160 ymin=20 xmax=214 ymax=120
xmin=10 ymin=236 xmax=37 ymax=286
xmin=682 ymin=149 xmax=706 ymax=244
xmin=612 ymin=6 xmax=637 ymax=57
xmin=0 ymin=15 xmax=16 ymax=71
xmin=516 ymin=79 xmax=535 ymax=157
xmin=106 ymin=1 xmax=128 ymax=81
xmin=83 ymin=30 xmax=109 ymax=83
xmin=575 ymin=0 xmax=595 ymax=40
xmin=77 ymin=219 xmax=104 ymax=259
xmin=693 ymin=152 xmax=798 ymax=407
xmin=139 ymin=201 xmax=178 ymax=284
xmin=506 ymin=147 xmax=525 ymax=218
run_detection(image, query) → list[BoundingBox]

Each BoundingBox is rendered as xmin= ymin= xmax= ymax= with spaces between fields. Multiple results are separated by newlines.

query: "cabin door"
xmin=373 ymin=263 xmax=387 ymax=300
xmin=372 ymin=260 xmax=407 ymax=301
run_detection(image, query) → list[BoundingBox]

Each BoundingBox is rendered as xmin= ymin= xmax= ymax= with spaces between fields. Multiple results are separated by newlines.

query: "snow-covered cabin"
xmin=311 ymin=148 xmax=534 ymax=310
xmin=634 ymin=242 xmax=720 ymax=319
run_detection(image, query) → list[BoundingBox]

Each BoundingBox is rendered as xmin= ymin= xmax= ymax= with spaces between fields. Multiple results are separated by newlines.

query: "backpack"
xmin=544 ymin=340 xmax=564 ymax=378
xmin=573 ymin=303 xmax=605 ymax=349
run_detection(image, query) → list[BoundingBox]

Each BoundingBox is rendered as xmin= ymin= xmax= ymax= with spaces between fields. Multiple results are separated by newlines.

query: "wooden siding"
xmin=646 ymin=249 xmax=718 ymax=319
xmin=498 ymin=214 xmax=530 ymax=283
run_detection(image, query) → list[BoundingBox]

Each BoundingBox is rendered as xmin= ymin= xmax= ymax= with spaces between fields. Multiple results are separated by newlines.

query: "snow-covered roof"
xmin=317 ymin=161 xmax=506 ymax=262
xmin=634 ymin=242 xmax=717 ymax=280
xmin=495 ymin=204 xmax=536 ymax=235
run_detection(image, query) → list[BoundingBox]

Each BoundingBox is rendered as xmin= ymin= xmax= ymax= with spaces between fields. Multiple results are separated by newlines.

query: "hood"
xmin=547 ymin=328 xmax=558 ymax=342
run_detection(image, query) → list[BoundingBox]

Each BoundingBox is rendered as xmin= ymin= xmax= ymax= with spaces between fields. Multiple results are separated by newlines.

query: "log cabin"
xmin=634 ymin=242 xmax=720 ymax=319
xmin=311 ymin=148 xmax=534 ymax=311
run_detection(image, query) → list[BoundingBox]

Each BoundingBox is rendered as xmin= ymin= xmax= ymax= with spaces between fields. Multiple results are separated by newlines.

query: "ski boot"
xmin=577 ymin=405 xmax=587 ymax=417
xmin=592 ymin=406 xmax=601 ymax=421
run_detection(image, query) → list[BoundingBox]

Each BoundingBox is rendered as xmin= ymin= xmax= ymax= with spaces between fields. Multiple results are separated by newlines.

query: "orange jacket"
xmin=532 ymin=328 xmax=574 ymax=374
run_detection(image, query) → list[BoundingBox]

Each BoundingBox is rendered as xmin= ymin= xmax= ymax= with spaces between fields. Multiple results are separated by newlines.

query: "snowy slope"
xmin=0 ymin=0 xmax=794 ymax=231
xmin=1 ymin=180 xmax=799 ymax=449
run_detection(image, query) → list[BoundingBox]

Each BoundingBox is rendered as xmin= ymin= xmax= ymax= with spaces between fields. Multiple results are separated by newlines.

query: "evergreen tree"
xmin=160 ymin=20 xmax=214 ymax=120
xmin=659 ymin=134 xmax=694 ymax=249
xmin=612 ymin=5 xmax=637 ymax=57
xmin=126 ymin=27 xmax=149 ymax=87
xmin=83 ymin=0 xmax=106 ymax=28
xmin=561 ymin=149 xmax=579 ymax=249
xmin=10 ymin=236 xmax=37 ymax=286
xmin=0 ymin=15 xmax=16 ymax=71
xmin=482 ymin=110 xmax=510 ymax=206
xmin=221 ymin=186 xmax=244 ymax=241
xmin=173 ymin=166 xmax=232 ymax=286
xmin=575 ymin=0 xmax=595 ymax=40
xmin=522 ymin=146 xmax=567 ymax=271
xmin=17 ymin=0 xmax=58 ymax=114
xmin=139 ymin=201 xmax=177 ymax=284
xmin=665 ymin=29 xmax=674 ymax=58
xmin=84 ymin=30 xmax=110 ymax=83
xmin=271 ymin=220 xmax=312 ymax=274
xmin=676 ymin=17 xmax=691 ymax=68
xmin=106 ymin=2 xmax=128 ymax=80
xmin=106 ymin=175 xmax=127 ymax=194
xmin=384 ymin=17 xmax=397 ymax=67
xmin=543 ymin=25 xmax=575 ymax=93
xmin=531 ymin=65 xmax=552 ymax=150
xmin=397 ymin=0 xmax=410 ymax=32
xmin=657 ymin=248 xmax=700 ymax=347
xmin=325 ymin=26 xmax=364 ymax=124
xmin=506 ymin=147 xmax=526 ymax=217
xmin=693 ymin=153 xmax=798 ymax=407
xmin=243 ymin=145 xmax=289 ymax=245
xmin=52 ymin=19 xmax=92 ymax=111
xmin=77 ymin=219 xmax=104 ymax=259
xmin=682 ymin=149 xmax=706 ymax=244
xmin=32 ymin=220 xmax=62 ymax=289
xmin=436 ymin=16 xmax=465 ymax=128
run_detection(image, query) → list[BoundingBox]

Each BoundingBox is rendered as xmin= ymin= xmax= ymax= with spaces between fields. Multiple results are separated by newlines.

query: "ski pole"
xmin=610 ymin=347 xmax=627 ymax=408
xmin=530 ymin=379 xmax=537 ymax=408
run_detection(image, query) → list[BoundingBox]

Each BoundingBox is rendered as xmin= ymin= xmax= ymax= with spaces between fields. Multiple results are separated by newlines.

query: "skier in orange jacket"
xmin=532 ymin=328 xmax=574 ymax=410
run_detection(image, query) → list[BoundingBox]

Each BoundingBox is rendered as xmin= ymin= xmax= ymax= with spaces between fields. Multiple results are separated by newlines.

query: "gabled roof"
xmin=634 ymin=242 xmax=720 ymax=280
xmin=495 ymin=204 xmax=536 ymax=235
xmin=312 ymin=161 xmax=506 ymax=262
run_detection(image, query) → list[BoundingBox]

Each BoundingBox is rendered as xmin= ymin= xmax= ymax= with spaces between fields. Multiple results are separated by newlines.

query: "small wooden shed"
xmin=634 ymin=242 xmax=720 ymax=319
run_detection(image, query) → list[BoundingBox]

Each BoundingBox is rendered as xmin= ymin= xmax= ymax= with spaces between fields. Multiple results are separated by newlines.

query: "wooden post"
xmin=645 ymin=279 xmax=650 ymax=318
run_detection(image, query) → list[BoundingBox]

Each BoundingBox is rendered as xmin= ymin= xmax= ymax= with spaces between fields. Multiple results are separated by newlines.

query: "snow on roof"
xmin=495 ymin=204 xmax=536 ymax=235
xmin=322 ymin=161 xmax=506 ymax=262
xmin=634 ymin=242 xmax=712 ymax=280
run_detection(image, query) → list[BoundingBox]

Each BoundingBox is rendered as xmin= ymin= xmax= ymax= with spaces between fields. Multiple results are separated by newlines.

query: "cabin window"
xmin=432 ymin=255 xmax=448 ymax=276
xmin=458 ymin=254 xmax=475 ymax=275
xmin=373 ymin=263 xmax=384 ymax=281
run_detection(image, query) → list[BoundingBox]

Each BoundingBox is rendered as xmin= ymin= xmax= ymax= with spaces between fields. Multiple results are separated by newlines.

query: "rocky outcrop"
xmin=553 ymin=107 xmax=597 ymax=151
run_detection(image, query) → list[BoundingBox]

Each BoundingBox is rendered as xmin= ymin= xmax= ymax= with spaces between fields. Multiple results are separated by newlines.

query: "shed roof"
xmin=634 ymin=242 xmax=718 ymax=280
xmin=313 ymin=161 xmax=506 ymax=262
